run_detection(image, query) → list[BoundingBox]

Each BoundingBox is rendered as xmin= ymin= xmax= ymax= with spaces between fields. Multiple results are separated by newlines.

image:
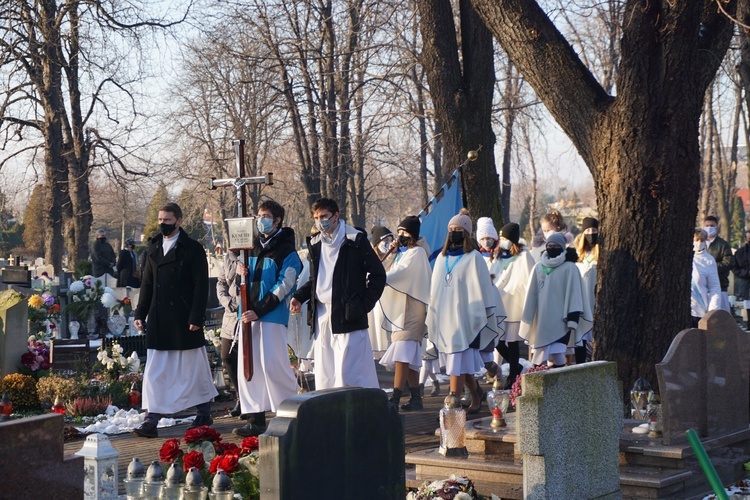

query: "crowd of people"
xmin=121 ymin=197 xmax=610 ymax=440
xmin=81 ymin=197 xmax=744 ymax=439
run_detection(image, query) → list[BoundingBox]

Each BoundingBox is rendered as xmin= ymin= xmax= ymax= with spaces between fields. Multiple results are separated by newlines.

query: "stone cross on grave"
xmin=209 ymin=139 xmax=273 ymax=382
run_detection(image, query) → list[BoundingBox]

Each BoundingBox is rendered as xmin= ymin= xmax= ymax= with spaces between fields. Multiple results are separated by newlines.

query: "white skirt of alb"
xmin=379 ymin=339 xmax=422 ymax=372
xmin=142 ymin=347 xmax=218 ymax=414
xmin=440 ymin=348 xmax=483 ymax=376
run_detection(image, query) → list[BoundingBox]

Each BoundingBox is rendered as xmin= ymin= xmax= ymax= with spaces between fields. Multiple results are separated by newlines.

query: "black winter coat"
xmin=732 ymin=244 xmax=750 ymax=300
xmin=91 ymin=238 xmax=116 ymax=277
xmin=116 ymin=249 xmax=139 ymax=287
xmin=293 ymin=224 xmax=385 ymax=334
xmin=707 ymin=236 xmax=733 ymax=291
xmin=134 ymin=229 xmax=209 ymax=350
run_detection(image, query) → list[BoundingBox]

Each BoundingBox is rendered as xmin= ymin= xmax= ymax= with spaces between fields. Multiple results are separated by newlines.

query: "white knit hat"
xmin=476 ymin=217 xmax=498 ymax=241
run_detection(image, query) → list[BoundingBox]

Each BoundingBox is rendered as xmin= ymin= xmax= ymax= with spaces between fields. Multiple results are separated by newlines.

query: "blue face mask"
xmin=257 ymin=217 xmax=274 ymax=235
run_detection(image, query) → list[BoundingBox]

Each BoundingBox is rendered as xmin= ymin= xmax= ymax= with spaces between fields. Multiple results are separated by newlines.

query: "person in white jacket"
xmin=691 ymin=228 xmax=721 ymax=327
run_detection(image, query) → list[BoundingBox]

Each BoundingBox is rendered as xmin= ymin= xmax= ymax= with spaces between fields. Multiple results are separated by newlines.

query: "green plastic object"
xmin=685 ymin=428 xmax=729 ymax=500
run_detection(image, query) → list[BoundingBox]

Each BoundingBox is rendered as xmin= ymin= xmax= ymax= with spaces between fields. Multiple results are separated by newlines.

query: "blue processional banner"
xmin=418 ymin=169 xmax=462 ymax=266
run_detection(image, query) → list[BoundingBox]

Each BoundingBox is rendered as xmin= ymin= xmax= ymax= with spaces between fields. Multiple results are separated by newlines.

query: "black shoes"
xmin=229 ymin=401 xmax=242 ymax=417
xmin=190 ymin=415 xmax=214 ymax=428
xmin=400 ymin=387 xmax=424 ymax=411
xmin=131 ymin=421 xmax=158 ymax=438
xmin=232 ymin=423 xmax=267 ymax=437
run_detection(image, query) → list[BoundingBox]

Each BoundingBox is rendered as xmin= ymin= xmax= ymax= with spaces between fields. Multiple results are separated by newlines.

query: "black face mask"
xmin=159 ymin=223 xmax=177 ymax=236
xmin=584 ymin=234 xmax=598 ymax=247
xmin=546 ymin=246 xmax=563 ymax=258
xmin=398 ymin=235 xmax=411 ymax=247
xmin=449 ymin=231 xmax=465 ymax=246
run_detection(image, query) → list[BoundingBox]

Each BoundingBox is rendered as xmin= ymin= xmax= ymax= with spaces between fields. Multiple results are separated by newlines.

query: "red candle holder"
xmin=51 ymin=396 xmax=66 ymax=415
xmin=128 ymin=389 xmax=141 ymax=408
xmin=0 ymin=393 xmax=13 ymax=421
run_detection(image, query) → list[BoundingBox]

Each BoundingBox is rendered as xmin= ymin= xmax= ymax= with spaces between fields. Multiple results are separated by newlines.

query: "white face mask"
xmin=499 ymin=240 xmax=512 ymax=251
xmin=480 ymin=238 xmax=495 ymax=250
xmin=543 ymin=230 xmax=555 ymax=241
xmin=378 ymin=241 xmax=389 ymax=254
xmin=694 ymin=241 xmax=706 ymax=253
xmin=704 ymin=226 xmax=717 ymax=238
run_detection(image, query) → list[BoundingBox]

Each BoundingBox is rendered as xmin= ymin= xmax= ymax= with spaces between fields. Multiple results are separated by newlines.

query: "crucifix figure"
xmin=209 ymin=139 xmax=273 ymax=381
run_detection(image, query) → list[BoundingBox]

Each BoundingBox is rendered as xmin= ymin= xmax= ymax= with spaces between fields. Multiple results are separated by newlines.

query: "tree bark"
xmin=472 ymin=0 xmax=736 ymax=402
xmin=417 ymin=0 xmax=501 ymax=224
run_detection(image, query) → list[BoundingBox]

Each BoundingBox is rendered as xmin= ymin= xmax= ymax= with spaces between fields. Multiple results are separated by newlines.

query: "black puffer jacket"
xmin=293 ymin=224 xmax=386 ymax=334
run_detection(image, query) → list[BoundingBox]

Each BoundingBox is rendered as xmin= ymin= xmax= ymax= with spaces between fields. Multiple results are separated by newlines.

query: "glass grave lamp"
xmin=68 ymin=320 xmax=80 ymax=340
xmin=142 ymin=460 xmax=163 ymax=499
xmin=0 ymin=393 xmax=12 ymax=421
xmin=208 ymin=470 xmax=235 ymax=500
xmin=122 ymin=457 xmax=145 ymax=499
xmin=438 ymin=392 xmax=468 ymax=457
xmin=647 ymin=393 xmax=663 ymax=439
xmin=182 ymin=467 xmax=208 ymax=500
xmin=51 ymin=395 xmax=66 ymax=415
xmin=630 ymin=376 xmax=653 ymax=420
xmin=159 ymin=463 xmax=183 ymax=500
xmin=487 ymin=389 xmax=511 ymax=428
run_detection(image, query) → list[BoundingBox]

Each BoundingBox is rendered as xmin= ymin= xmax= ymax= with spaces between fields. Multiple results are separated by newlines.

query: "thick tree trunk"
xmin=472 ymin=0 xmax=736 ymax=403
xmin=418 ymin=0 xmax=501 ymax=224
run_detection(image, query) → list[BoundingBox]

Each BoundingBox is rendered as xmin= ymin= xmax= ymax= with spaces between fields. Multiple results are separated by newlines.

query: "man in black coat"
xmin=131 ymin=203 xmax=217 ymax=438
xmin=116 ymin=238 xmax=140 ymax=288
xmin=90 ymin=229 xmax=116 ymax=278
xmin=732 ymin=230 xmax=750 ymax=301
xmin=291 ymin=198 xmax=386 ymax=390
xmin=704 ymin=215 xmax=733 ymax=311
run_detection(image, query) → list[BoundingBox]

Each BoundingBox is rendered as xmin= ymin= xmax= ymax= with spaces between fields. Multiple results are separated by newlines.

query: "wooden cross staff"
xmin=209 ymin=139 xmax=273 ymax=381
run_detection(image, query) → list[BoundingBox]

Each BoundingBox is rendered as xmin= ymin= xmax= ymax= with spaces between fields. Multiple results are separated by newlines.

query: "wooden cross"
xmin=209 ymin=139 xmax=273 ymax=381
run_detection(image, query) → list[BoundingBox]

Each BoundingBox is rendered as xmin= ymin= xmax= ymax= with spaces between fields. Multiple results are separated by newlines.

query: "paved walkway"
xmin=62 ymin=364 xmax=493 ymax=493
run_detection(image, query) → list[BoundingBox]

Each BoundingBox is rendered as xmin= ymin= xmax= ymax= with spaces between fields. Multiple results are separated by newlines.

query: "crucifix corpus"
xmin=209 ymin=139 xmax=274 ymax=381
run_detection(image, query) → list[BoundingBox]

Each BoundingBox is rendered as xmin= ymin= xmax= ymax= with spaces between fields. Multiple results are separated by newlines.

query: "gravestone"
xmin=259 ymin=387 xmax=404 ymax=499
xmin=51 ymin=338 xmax=92 ymax=373
xmin=656 ymin=309 xmax=750 ymax=445
xmin=204 ymin=306 xmax=224 ymax=331
xmin=36 ymin=264 xmax=55 ymax=278
xmin=0 ymin=414 xmax=84 ymax=498
xmin=0 ymin=290 xmax=29 ymax=377
xmin=518 ymin=361 xmax=622 ymax=500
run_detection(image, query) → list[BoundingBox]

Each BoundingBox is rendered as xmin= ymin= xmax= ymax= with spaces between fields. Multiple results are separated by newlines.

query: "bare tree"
xmin=0 ymin=0 xmax=188 ymax=272
xmin=417 ymin=0 xmax=502 ymax=223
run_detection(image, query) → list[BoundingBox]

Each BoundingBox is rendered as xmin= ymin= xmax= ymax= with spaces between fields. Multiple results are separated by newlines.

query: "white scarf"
xmin=316 ymin=222 xmax=345 ymax=304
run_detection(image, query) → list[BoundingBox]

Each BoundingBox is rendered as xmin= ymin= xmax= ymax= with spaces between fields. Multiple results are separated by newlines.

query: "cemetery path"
xmin=62 ymin=377 xmax=492 ymax=494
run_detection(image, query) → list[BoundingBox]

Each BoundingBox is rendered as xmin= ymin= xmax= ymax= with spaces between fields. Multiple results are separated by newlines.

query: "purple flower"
xmin=84 ymin=279 xmax=92 ymax=287
xmin=41 ymin=293 xmax=54 ymax=307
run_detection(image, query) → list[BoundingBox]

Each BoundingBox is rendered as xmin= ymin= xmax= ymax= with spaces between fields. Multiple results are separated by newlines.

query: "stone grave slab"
xmin=0 ymin=290 xmax=29 ymax=377
xmin=0 ymin=414 xmax=84 ymax=498
xmin=259 ymin=387 xmax=404 ymax=499
xmin=517 ymin=361 xmax=622 ymax=500
xmin=657 ymin=310 xmax=750 ymax=445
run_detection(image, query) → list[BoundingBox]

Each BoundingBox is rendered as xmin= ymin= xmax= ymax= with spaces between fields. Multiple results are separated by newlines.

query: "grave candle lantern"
xmin=182 ymin=467 xmax=208 ymax=500
xmin=487 ymin=390 xmax=510 ymax=428
xmin=439 ymin=392 xmax=468 ymax=457
xmin=0 ymin=393 xmax=12 ymax=421
xmin=629 ymin=377 xmax=653 ymax=420
xmin=208 ymin=470 xmax=234 ymax=499
xmin=51 ymin=395 xmax=66 ymax=415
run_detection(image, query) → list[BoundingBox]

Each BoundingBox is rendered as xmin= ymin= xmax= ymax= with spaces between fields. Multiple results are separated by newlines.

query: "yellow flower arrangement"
xmin=0 ymin=373 xmax=40 ymax=410
xmin=28 ymin=294 xmax=44 ymax=308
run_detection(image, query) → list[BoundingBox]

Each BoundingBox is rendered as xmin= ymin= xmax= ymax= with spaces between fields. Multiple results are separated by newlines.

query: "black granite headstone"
xmin=259 ymin=387 xmax=404 ymax=499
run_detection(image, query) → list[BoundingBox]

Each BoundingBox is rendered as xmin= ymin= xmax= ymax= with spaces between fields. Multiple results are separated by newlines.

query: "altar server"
xmin=573 ymin=217 xmax=599 ymax=364
xmin=379 ymin=216 xmax=432 ymax=411
xmin=520 ymin=233 xmax=591 ymax=367
xmin=426 ymin=211 xmax=499 ymax=412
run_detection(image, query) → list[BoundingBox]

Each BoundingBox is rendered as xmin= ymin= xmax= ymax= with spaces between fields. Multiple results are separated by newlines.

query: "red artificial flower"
xmin=241 ymin=436 xmax=259 ymax=452
xmin=209 ymin=453 xmax=239 ymax=475
xmin=122 ymin=297 xmax=131 ymax=305
xmin=184 ymin=425 xmax=221 ymax=444
xmin=182 ymin=450 xmax=205 ymax=472
xmin=159 ymin=438 xmax=184 ymax=463
xmin=216 ymin=442 xmax=241 ymax=456
xmin=52 ymin=304 xmax=60 ymax=312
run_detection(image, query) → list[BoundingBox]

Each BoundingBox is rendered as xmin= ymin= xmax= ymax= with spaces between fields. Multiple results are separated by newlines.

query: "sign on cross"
xmin=209 ymin=139 xmax=274 ymax=381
